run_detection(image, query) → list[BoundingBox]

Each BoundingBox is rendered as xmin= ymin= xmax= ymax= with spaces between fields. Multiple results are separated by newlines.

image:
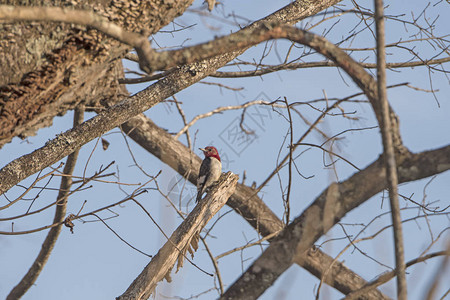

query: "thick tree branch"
xmin=0 ymin=0 xmax=193 ymax=147
xmin=117 ymin=0 xmax=388 ymax=298
xmin=300 ymin=246 xmax=389 ymax=299
xmin=123 ymin=56 xmax=450 ymax=83
xmin=0 ymin=5 xmax=155 ymax=73
xmin=117 ymin=172 xmax=238 ymax=300
xmin=220 ymin=145 xmax=450 ymax=299
xmin=0 ymin=6 xmax=141 ymax=44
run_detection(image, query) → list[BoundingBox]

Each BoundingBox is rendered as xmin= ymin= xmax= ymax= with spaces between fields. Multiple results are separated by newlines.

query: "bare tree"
xmin=1 ymin=0 xmax=449 ymax=299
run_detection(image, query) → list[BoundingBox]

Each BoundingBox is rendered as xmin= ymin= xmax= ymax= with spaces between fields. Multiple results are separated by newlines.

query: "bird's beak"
xmin=199 ymin=148 xmax=206 ymax=152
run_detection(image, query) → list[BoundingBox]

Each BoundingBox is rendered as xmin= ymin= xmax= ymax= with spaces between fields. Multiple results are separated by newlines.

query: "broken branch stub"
xmin=117 ymin=171 xmax=238 ymax=300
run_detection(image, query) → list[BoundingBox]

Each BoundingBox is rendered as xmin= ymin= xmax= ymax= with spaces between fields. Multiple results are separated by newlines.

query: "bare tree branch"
xmin=126 ymin=18 xmax=407 ymax=154
xmin=207 ymin=57 xmax=450 ymax=78
xmin=3 ymin=5 xmax=377 ymax=297
xmin=0 ymin=0 xmax=348 ymax=196
xmin=220 ymin=145 xmax=450 ymax=299
xmin=174 ymin=100 xmax=275 ymax=140
xmin=120 ymin=56 xmax=450 ymax=83
xmin=300 ymin=246 xmax=390 ymax=299
xmin=115 ymin=3 xmax=394 ymax=297
xmin=0 ymin=178 xmax=155 ymax=236
xmin=7 ymin=106 xmax=84 ymax=299
xmin=117 ymin=172 xmax=238 ymax=300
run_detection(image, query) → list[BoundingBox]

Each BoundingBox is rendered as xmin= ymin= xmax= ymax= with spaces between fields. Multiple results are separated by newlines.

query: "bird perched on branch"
xmin=196 ymin=146 xmax=222 ymax=202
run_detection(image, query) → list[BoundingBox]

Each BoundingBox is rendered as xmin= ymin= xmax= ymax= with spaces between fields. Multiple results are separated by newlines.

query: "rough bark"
xmin=0 ymin=0 xmax=194 ymax=148
xmin=117 ymin=172 xmax=238 ymax=300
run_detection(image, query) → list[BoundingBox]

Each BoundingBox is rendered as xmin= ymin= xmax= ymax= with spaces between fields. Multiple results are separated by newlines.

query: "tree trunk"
xmin=0 ymin=0 xmax=194 ymax=148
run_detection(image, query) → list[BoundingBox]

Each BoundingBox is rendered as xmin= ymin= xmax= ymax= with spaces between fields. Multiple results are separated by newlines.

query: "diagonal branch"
xmin=7 ymin=106 xmax=84 ymax=300
xmin=145 ymin=21 xmax=406 ymax=153
xmin=117 ymin=0 xmax=388 ymax=297
xmin=117 ymin=172 xmax=238 ymax=300
xmin=220 ymin=145 xmax=450 ymax=299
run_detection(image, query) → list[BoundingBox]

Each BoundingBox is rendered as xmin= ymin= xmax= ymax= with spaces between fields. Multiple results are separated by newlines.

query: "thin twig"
xmin=7 ymin=106 xmax=84 ymax=300
xmin=297 ymin=143 xmax=361 ymax=171
xmin=257 ymin=98 xmax=346 ymax=192
xmin=209 ymin=56 xmax=450 ymax=78
xmin=173 ymin=95 xmax=192 ymax=148
xmin=200 ymin=237 xmax=224 ymax=295
xmin=283 ymin=97 xmax=293 ymax=225
xmin=0 ymin=164 xmax=63 ymax=211
xmin=90 ymin=213 xmax=152 ymax=258
xmin=215 ymin=231 xmax=280 ymax=260
xmin=344 ymin=250 xmax=449 ymax=300
xmin=174 ymin=100 xmax=276 ymax=139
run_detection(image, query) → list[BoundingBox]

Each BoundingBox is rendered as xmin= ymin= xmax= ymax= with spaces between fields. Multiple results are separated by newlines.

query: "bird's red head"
xmin=200 ymin=146 xmax=221 ymax=161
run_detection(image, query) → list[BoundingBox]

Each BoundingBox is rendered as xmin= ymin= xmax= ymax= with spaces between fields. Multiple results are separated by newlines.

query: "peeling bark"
xmin=0 ymin=0 xmax=194 ymax=147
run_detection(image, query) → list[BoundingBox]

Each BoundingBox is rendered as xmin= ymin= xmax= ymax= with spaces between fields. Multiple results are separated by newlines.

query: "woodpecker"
xmin=196 ymin=146 xmax=222 ymax=202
